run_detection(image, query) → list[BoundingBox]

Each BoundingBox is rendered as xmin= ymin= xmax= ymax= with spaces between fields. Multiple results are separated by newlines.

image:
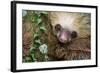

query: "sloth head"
xmin=49 ymin=12 xmax=90 ymax=43
xmin=55 ymin=24 xmax=77 ymax=43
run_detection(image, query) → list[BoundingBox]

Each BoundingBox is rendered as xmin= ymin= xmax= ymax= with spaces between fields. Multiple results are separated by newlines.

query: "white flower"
xmin=39 ymin=44 xmax=48 ymax=54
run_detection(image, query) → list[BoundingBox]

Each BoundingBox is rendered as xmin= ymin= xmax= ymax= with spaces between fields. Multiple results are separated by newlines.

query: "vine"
xmin=23 ymin=10 xmax=48 ymax=62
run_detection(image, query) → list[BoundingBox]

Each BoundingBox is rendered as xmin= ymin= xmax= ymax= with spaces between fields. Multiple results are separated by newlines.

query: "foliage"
xmin=23 ymin=10 xmax=48 ymax=62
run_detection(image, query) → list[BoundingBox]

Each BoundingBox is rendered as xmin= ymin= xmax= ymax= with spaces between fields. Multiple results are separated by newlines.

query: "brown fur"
xmin=49 ymin=12 xmax=91 ymax=38
xmin=47 ymin=12 xmax=91 ymax=60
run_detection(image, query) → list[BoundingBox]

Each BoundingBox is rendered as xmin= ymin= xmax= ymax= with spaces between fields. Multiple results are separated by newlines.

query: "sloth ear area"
xmin=55 ymin=24 xmax=62 ymax=32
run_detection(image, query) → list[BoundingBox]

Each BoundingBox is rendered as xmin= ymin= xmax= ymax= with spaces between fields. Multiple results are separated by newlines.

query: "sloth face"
xmin=55 ymin=24 xmax=77 ymax=43
xmin=49 ymin=12 xmax=91 ymax=43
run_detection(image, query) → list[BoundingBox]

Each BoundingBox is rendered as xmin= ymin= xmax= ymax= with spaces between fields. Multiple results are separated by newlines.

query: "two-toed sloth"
xmin=49 ymin=12 xmax=91 ymax=43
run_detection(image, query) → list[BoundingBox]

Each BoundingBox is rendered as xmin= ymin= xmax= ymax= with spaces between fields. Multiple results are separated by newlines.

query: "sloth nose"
xmin=59 ymin=33 xmax=67 ymax=42
xmin=71 ymin=31 xmax=77 ymax=38
xmin=59 ymin=31 xmax=70 ymax=43
xmin=59 ymin=38 xmax=67 ymax=43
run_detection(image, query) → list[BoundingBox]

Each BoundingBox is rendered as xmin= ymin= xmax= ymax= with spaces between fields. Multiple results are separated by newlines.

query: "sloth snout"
xmin=58 ymin=30 xmax=71 ymax=43
xmin=57 ymin=30 xmax=77 ymax=43
xmin=54 ymin=24 xmax=77 ymax=43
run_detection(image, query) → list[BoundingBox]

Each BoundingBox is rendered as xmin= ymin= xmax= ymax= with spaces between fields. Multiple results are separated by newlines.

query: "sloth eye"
xmin=55 ymin=24 xmax=62 ymax=32
xmin=71 ymin=31 xmax=77 ymax=38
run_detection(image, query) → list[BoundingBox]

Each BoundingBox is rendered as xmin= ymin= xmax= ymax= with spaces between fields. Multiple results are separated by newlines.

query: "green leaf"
xmin=34 ymin=44 xmax=40 ymax=48
xmin=29 ymin=46 xmax=36 ymax=52
xmin=34 ymin=33 xmax=40 ymax=39
xmin=33 ymin=14 xmax=39 ymax=23
xmin=34 ymin=39 xmax=41 ymax=45
xmin=40 ymin=26 xmax=46 ymax=32
xmin=25 ymin=57 xmax=32 ymax=62
xmin=41 ymin=12 xmax=48 ymax=15
xmin=37 ymin=18 xmax=42 ymax=25
xmin=30 ymin=53 xmax=36 ymax=61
